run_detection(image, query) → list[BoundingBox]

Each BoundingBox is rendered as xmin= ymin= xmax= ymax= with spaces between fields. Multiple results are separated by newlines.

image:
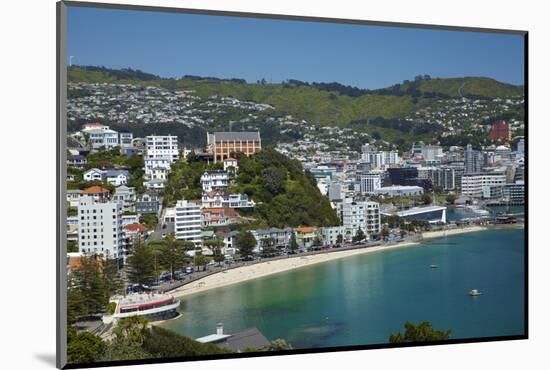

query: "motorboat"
xmin=469 ymin=289 xmax=482 ymax=296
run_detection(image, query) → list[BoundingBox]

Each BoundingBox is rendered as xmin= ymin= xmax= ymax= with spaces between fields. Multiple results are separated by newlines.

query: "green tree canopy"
xmin=237 ymin=231 xmax=256 ymax=256
xmin=389 ymin=321 xmax=452 ymax=343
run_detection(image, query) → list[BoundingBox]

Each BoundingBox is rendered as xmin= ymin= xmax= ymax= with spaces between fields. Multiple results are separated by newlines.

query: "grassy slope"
xmin=416 ymin=77 xmax=523 ymax=98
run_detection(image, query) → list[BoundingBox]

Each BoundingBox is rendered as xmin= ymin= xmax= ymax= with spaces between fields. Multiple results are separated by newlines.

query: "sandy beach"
xmin=169 ymin=225 xmax=500 ymax=299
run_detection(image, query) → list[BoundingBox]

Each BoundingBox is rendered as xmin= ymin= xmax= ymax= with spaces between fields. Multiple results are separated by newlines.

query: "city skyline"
xmin=67 ymin=6 xmax=525 ymax=89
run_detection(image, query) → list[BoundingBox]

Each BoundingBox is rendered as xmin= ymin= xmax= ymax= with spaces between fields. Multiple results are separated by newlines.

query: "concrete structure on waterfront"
xmin=382 ymin=205 xmax=447 ymax=224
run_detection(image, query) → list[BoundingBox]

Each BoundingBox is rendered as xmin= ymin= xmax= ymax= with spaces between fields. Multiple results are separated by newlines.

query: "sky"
xmin=67 ymin=6 xmax=525 ymax=89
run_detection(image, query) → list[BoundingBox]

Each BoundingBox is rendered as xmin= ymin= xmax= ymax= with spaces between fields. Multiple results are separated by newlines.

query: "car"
xmin=185 ymin=266 xmax=194 ymax=274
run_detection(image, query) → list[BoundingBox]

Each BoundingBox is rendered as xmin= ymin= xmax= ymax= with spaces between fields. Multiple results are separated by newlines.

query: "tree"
xmin=193 ymin=255 xmax=209 ymax=271
xmin=127 ymin=239 xmax=156 ymax=285
xmin=150 ymin=233 xmax=185 ymax=279
xmin=262 ymin=339 xmax=293 ymax=351
xmin=262 ymin=166 xmax=286 ymax=195
xmin=237 ymin=231 xmax=256 ymax=256
xmin=353 ymin=227 xmax=366 ymax=242
xmin=422 ymin=193 xmax=432 ymax=205
xmin=139 ymin=214 xmax=158 ymax=230
xmin=67 ymin=327 xmax=107 ymax=364
xmin=67 ymin=240 xmax=79 ymax=253
xmin=289 ymin=231 xmax=299 ymax=251
xmin=312 ymin=234 xmax=322 ymax=247
xmin=212 ymin=246 xmax=225 ymax=265
xmin=389 ymin=321 xmax=451 ymax=343
xmin=336 ymin=233 xmax=343 ymax=244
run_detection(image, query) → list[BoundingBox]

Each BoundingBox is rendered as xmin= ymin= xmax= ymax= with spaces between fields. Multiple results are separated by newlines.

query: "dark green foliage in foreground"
xmin=389 ymin=321 xmax=452 ymax=343
xmin=67 ymin=327 xmax=107 ymax=364
xmin=68 ymin=317 xmax=230 ymax=365
xmin=142 ymin=326 xmax=231 ymax=358
xmin=67 ymin=256 xmax=122 ymax=322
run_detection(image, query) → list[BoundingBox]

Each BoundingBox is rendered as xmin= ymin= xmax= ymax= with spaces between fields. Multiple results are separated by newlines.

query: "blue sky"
xmin=67 ymin=6 xmax=525 ymax=89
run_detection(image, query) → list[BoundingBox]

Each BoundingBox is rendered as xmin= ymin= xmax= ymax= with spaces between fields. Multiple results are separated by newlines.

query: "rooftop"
xmin=83 ymin=186 xmax=109 ymax=194
xmin=213 ymin=131 xmax=260 ymax=141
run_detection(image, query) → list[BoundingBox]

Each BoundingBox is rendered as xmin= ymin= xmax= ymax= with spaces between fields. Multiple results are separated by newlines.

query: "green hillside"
xmin=416 ymin=77 xmax=523 ymax=98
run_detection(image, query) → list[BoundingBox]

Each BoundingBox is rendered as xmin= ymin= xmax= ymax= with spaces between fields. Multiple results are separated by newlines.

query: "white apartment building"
xmin=119 ymin=132 xmax=134 ymax=148
xmin=421 ymin=145 xmax=443 ymax=161
xmin=342 ymin=199 xmax=364 ymax=240
xmin=365 ymin=202 xmax=381 ymax=235
xmin=461 ymin=173 xmax=507 ymax=198
xmin=145 ymin=135 xmax=179 ymax=162
xmin=321 ymin=226 xmax=345 ymax=246
xmin=200 ymin=170 xmax=229 ymax=192
xmin=112 ymin=185 xmax=136 ymax=213
xmin=82 ymin=125 xmax=120 ymax=149
xmin=78 ymin=196 xmax=123 ymax=260
xmin=174 ymin=199 xmax=202 ymax=245
xmin=358 ymin=171 xmax=383 ymax=194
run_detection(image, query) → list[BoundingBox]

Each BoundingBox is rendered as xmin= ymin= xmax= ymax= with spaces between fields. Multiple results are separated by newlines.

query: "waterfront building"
xmin=342 ymin=199 xmax=380 ymax=240
xmin=295 ymin=226 xmax=318 ymax=249
xmin=207 ymin=131 xmax=261 ymax=162
xmin=200 ymin=170 xmax=229 ymax=192
xmin=113 ymin=185 xmax=136 ymax=213
xmin=196 ymin=324 xmax=270 ymax=352
xmin=321 ymin=226 xmax=345 ymax=246
xmin=78 ymin=195 xmax=123 ymax=261
xmin=174 ymin=199 xmax=202 ymax=244
xmin=503 ymin=181 xmax=525 ymax=204
xmin=461 ymin=172 xmax=507 ymax=198
xmin=374 ymin=185 xmax=424 ymax=197
xmin=251 ymin=228 xmax=294 ymax=251
xmin=104 ymin=293 xmax=180 ymax=323
xmin=382 ymin=205 xmax=447 ymax=224
xmin=145 ymin=135 xmax=179 ymax=162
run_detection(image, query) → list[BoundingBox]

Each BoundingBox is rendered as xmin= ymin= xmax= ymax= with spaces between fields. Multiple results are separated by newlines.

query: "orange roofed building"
xmin=295 ymin=226 xmax=319 ymax=249
xmin=83 ymin=185 xmax=110 ymax=202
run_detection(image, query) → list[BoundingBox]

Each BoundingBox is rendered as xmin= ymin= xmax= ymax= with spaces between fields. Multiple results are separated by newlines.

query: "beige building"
xmin=207 ymin=132 xmax=261 ymax=162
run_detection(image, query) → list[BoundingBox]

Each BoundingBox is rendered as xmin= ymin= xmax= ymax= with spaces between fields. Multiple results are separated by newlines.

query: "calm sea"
xmin=161 ymin=228 xmax=525 ymax=348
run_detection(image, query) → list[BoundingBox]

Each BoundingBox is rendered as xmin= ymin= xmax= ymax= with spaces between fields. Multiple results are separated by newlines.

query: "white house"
xmin=223 ymin=157 xmax=238 ymax=173
xmin=200 ymin=170 xmax=229 ymax=192
xmin=113 ymin=185 xmax=136 ymax=213
xmin=105 ymin=170 xmax=129 ymax=186
xmin=83 ymin=168 xmax=105 ymax=182
xmin=82 ymin=124 xmax=120 ymax=149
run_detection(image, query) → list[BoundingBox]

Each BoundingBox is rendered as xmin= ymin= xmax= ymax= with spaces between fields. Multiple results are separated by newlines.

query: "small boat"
xmin=469 ymin=289 xmax=482 ymax=296
xmin=430 ymin=264 xmax=439 ymax=269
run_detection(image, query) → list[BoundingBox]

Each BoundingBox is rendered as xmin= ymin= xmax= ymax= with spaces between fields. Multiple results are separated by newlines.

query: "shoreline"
xmin=168 ymin=224 xmax=520 ymax=299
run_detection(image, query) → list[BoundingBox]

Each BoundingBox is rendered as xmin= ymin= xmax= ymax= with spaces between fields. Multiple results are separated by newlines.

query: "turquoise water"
xmin=161 ymin=229 xmax=525 ymax=348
